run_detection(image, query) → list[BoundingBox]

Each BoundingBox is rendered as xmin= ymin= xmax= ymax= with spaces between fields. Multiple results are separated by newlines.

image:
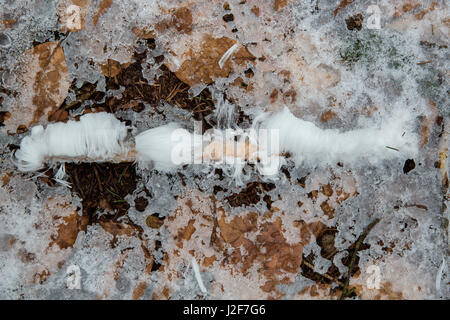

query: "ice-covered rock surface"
xmin=0 ymin=0 xmax=448 ymax=299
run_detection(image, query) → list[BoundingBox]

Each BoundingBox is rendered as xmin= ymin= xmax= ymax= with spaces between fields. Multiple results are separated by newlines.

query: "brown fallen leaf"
xmin=155 ymin=7 xmax=193 ymax=34
xmin=51 ymin=211 xmax=89 ymax=249
xmin=16 ymin=125 xmax=28 ymax=134
xmin=4 ymin=41 xmax=70 ymax=132
xmin=33 ymin=269 xmax=51 ymax=284
xmin=402 ymin=2 xmax=420 ymax=13
xmin=320 ymin=200 xmax=335 ymax=219
xmin=1 ymin=19 xmax=17 ymax=28
xmin=274 ymin=0 xmax=289 ymax=11
xmin=93 ymin=0 xmax=112 ymax=26
xmin=321 ymin=110 xmax=337 ymax=122
xmin=132 ymin=282 xmax=148 ymax=300
xmin=177 ymin=219 xmax=196 ymax=245
xmin=48 ymin=109 xmax=69 ymax=123
xmin=146 ymin=215 xmax=164 ymax=229
xmin=156 ymin=189 xmax=327 ymax=299
xmin=1 ymin=172 xmax=13 ymax=187
xmin=202 ymin=255 xmax=216 ymax=267
xmin=321 ymin=183 xmax=334 ymax=197
xmin=334 ymin=0 xmax=355 ymax=17
xmin=270 ymin=89 xmax=279 ymax=103
xmin=231 ymin=77 xmax=252 ymax=91
xmin=283 ymin=88 xmax=297 ymax=104
xmin=217 ymin=211 xmax=305 ymax=296
xmin=361 ymin=105 xmax=379 ymax=117
xmin=132 ymin=26 xmax=156 ymax=39
xmin=99 ymin=58 xmax=131 ymax=77
xmin=99 ymin=220 xmax=137 ymax=237
xmin=170 ymin=35 xmax=255 ymax=86
xmin=251 ymin=6 xmax=260 ymax=16
xmin=218 ymin=211 xmax=258 ymax=246
xmin=0 ymin=111 xmax=11 ymax=126
xmin=294 ymin=220 xmax=327 ymax=244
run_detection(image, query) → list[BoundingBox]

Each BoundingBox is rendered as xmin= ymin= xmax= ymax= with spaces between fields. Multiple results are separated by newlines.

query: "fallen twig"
xmin=340 ymin=218 xmax=380 ymax=300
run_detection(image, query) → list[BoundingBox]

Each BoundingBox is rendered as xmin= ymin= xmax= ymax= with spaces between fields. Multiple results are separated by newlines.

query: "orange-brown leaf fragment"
xmin=172 ymin=35 xmax=255 ymax=86
xmin=402 ymin=2 xmax=420 ymax=13
xmin=132 ymin=26 xmax=156 ymax=39
xmin=99 ymin=59 xmax=128 ymax=77
xmin=334 ymin=0 xmax=355 ymax=16
xmin=321 ymin=110 xmax=337 ymax=122
xmin=1 ymin=172 xmax=13 ymax=187
xmin=51 ymin=212 xmax=89 ymax=249
xmin=155 ymin=7 xmax=193 ymax=34
xmin=251 ymin=6 xmax=260 ymax=16
xmin=294 ymin=220 xmax=327 ymax=244
xmin=0 ymin=111 xmax=11 ymax=126
xmin=4 ymin=41 xmax=70 ymax=132
xmin=203 ymin=255 xmax=216 ymax=267
xmin=132 ymin=282 xmax=147 ymax=300
xmin=320 ymin=200 xmax=335 ymax=218
xmin=1 ymin=19 xmax=17 ymax=28
xmin=274 ymin=0 xmax=289 ymax=11
xmin=283 ymin=88 xmax=297 ymax=104
xmin=171 ymin=7 xmax=193 ymax=33
xmin=218 ymin=211 xmax=258 ymax=246
xmin=270 ymin=89 xmax=279 ymax=103
xmin=177 ymin=219 xmax=196 ymax=242
xmin=146 ymin=215 xmax=164 ymax=229
xmin=321 ymin=184 xmax=334 ymax=197
xmin=48 ymin=109 xmax=69 ymax=123
xmin=258 ymin=218 xmax=303 ymax=273
xmin=33 ymin=269 xmax=51 ymax=284
xmin=93 ymin=0 xmax=112 ymax=26
xmin=99 ymin=221 xmax=137 ymax=237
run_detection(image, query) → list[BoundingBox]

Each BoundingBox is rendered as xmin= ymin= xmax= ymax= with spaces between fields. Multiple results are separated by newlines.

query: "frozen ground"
xmin=0 ymin=0 xmax=448 ymax=299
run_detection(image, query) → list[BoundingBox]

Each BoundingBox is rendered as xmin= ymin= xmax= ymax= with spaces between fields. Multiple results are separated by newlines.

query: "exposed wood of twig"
xmin=44 ymin=148 xmax=137 ymax=164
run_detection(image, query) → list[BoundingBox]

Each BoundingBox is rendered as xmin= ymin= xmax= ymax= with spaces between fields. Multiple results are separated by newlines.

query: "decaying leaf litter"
xmin=0 ymin=0 xmax=448 ymax=299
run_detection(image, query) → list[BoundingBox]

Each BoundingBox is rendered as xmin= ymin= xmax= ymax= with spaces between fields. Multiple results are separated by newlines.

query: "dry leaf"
xmin=132 ymin=282 xmax=148 ymax=300
xmin=274 ymin=0 xmax=289 ymax=11
xmin=155 ymin=7 xmax=193 ymax=34
xmin=132 ymin=26 xmax=156 ymax=39
xmin=99 ymin=58 xmax=131 ymax=77
xmin=1 ymin=19 xmax=17 ymax=28
xmin=170 ymin=35 xmax=255 ymax=86
xmin=321 ymin=110 xmax=337 ymax=122
xmin=93 ymin=0 xmax=112 ymax=26
xmin=99 ymin=221 xmax=137 ymax=237
xmin=217 ymin=211 xmax=305 ymax=296
xmin=48 ymin=109 xmax=69 ymax=123
xmin=1 ymin=172 xmax=13 ymax=187
xmin=51 ymin=211 xmax=89 ymax=249
xmin=5 ymin=41 xmax=70 ymax=132
xmin=146 ymin=215 xmax=164 ymax=229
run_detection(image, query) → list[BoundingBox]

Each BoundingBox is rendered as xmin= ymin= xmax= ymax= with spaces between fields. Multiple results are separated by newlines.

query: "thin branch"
xmin=340 ymin=218 xmax=380 ymax=300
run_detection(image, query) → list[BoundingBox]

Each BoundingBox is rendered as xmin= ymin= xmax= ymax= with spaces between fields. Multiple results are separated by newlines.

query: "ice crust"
xmin=0 ymin=0 xmax=448 ymax=299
